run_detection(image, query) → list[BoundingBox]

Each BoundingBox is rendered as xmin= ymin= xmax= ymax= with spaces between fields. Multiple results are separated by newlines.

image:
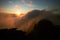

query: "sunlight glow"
xmin=16 ymin=11 xmax=21 ymax=16
xmin=15 ymin=11 xmax=26 ymax=17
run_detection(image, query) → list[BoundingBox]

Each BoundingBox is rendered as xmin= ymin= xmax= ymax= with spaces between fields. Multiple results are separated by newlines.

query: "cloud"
xmin=28 ymin=3 xmax=33 ymax=7
xmin=0 ymin=7 xmax=7 ymax=13
xmin=25 ymin=10 xmax=41 ymax=19
xmin=21 ymin=0 xmax=34 ymax=7
xmin=12 ymin=4 xmax=22 ymax=13
xmin=9 ymin=1 xmax=13 ymax=4
xmin=8 ymin=1 xmax=14 ymax=5
xmin=0 ymin=9 xmax=60 ymax=33
xmin=21 ymin=9 xmax=60 ymax=32
xmin=0 ymin=7 xmax=4 ymax=11
xmin=21 ymin=0 xmax=26 ymax=3
xmin=14 ymin=5 xmax=21 ymax=10
xmin=0 ymin=13 xmax=17 ymax=29
xmin=16 ymin=10 xmax=44 ymax=32
xmin=0 ymin=5 xmax=22 ymax=13
xmin=28 ymin=1 xmax=34 ymax=7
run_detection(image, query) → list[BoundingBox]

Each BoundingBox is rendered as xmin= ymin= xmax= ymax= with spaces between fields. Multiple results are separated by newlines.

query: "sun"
xmin=16 ymin=11 xmax=21 ymax=16
xmin=17 ymin=12 xmax=20 ymax=15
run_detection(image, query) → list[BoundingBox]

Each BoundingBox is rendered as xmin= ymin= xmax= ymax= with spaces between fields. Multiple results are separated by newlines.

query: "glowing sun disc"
xmin=16 ymin=11 xmax=21 ymax=16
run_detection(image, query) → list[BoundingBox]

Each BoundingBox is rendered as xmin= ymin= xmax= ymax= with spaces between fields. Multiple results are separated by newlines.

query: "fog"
xmin=0 ymin=9 xmax=60 ymax=32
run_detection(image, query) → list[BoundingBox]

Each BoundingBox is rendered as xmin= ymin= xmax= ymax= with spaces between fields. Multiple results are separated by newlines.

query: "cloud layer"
xmin=0 ymin=9 xmax=60 ymax=32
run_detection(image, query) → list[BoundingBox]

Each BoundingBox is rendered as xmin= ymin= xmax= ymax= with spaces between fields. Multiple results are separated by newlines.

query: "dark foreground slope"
xmin=0 ymin=19 xmax=60 ymax=40
xmin=0 ymin=28 xmax=26 ymax=40
xmin=27 ymin=19 xmax=60 ymax=40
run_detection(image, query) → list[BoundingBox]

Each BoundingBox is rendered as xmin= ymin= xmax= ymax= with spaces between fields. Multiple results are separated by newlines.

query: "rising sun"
xmin=16 ymin=11 xmax=21 ymax=16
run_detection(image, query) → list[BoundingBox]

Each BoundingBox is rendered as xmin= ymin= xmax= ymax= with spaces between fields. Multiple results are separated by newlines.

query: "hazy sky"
xmin=0 ymin=0 xmax=60 ymax=13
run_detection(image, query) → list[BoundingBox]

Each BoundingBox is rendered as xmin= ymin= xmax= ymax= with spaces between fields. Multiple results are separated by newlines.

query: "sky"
xmin=0 ymin=0 xmax=60 ymax=32
xmin=0 ymin=0 xmax=60 ymax=13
